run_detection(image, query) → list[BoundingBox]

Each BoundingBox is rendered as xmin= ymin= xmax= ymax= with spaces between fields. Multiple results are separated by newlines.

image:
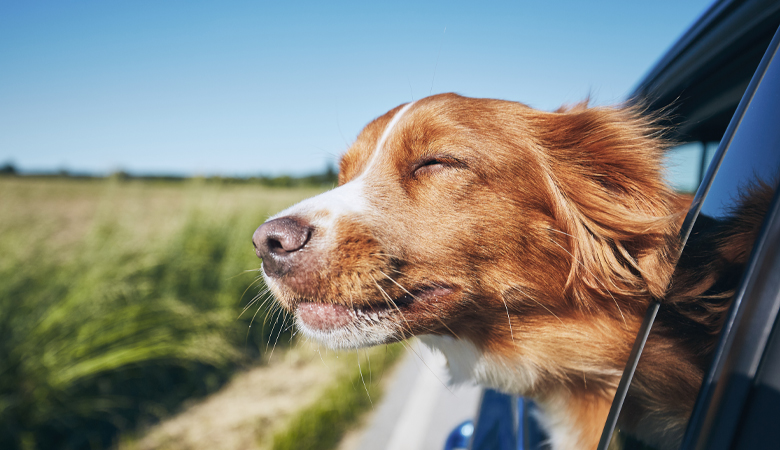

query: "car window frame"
xmin=598 ymin=24 xmax=780 ymax=450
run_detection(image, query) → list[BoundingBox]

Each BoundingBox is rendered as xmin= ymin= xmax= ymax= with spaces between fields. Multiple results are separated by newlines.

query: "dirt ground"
xmin=119 ymin=340 xmax=374 ymax=450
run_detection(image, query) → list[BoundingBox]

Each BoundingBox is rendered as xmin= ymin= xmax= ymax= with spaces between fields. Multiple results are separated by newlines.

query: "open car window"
xmin=601 ymin=24 xmax=780 ymax=450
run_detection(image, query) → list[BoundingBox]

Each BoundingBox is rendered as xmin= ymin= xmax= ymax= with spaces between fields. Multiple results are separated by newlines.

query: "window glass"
xmin=664 ymin=143 xmax=704 ymax=194
xmin=610 ymin=36 xmax=780 ymax=449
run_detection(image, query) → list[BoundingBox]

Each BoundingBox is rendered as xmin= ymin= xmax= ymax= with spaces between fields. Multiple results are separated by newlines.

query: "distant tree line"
xmin=0 ymin=163 xmax=17 ymax=175
xmin=0 ymin=162 xmax=339 ymax=188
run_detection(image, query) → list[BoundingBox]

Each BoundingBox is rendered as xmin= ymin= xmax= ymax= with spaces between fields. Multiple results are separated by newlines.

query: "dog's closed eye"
xmin=412 ymin=156 xmax=464 ymax=177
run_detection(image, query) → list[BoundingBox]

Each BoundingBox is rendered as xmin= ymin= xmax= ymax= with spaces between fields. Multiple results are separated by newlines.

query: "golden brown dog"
xmin=252 ymin=94 xmax=752 ymax=449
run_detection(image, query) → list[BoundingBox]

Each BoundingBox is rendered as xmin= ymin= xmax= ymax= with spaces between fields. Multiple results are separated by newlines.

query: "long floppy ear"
xmin=531 ymin=104 xmax=686 ymax=309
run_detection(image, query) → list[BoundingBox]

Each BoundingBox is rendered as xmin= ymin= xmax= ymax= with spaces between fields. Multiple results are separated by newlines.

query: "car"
xmin=446 ymin=0 xmax=780 ymax=448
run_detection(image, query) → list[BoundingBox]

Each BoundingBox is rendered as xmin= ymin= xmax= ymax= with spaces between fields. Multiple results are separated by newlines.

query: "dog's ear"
xmin=532 ymin=105 xmax=685 ymax=308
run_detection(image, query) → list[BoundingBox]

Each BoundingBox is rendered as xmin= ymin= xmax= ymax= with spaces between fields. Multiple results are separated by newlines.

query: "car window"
xmin=605 ymin=27 xmax=780 ymax=450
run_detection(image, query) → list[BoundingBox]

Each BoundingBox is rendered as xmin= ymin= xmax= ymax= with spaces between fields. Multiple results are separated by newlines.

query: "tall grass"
xmin=0 ymin=178 xmax=324 ymax=450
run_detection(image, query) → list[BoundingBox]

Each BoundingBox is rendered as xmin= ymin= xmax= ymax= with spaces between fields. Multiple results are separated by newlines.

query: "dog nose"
xmin=253 ymin=217 xmax=313 ymax=277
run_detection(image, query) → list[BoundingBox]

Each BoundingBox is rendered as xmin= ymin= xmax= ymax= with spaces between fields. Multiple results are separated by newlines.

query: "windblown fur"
xmin=253 ymin=94 xmax=767 ymax=449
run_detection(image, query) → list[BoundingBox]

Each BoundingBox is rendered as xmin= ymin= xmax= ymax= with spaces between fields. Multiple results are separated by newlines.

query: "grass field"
xmin=0 ymin=177 xmax=326 ymax=450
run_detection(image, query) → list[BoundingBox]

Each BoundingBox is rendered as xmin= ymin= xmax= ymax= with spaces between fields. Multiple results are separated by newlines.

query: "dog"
xmin=252 ymin=93 xmax=755 ymax=449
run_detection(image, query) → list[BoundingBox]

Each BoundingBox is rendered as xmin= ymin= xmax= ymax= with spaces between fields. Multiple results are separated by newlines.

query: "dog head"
xmin=253 ymin=93 xmax=682 ymax=389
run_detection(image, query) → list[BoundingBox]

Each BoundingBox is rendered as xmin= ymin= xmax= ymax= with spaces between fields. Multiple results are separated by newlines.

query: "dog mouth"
xmin=295 ymin=285 xmax=457 ymax=332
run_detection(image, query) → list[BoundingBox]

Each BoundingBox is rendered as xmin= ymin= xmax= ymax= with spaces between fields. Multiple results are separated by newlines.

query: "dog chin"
xmin=294 ymin=312 xmax=396 ymax=349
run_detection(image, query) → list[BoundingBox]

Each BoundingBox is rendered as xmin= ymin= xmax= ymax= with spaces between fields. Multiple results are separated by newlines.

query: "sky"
xmin=0 ymin=0 xmax=714 ymax=177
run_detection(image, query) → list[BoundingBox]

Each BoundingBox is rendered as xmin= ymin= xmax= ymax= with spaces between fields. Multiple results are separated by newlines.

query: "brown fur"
xmin=256 ymin=93 xmax=766 ymax=449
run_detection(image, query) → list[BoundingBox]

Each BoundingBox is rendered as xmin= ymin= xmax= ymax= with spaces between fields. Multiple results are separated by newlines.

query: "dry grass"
xmin=119 ymin=341 xmax=403 ymax=450
xmin=0 ymin=177 xmax=322 ymax=266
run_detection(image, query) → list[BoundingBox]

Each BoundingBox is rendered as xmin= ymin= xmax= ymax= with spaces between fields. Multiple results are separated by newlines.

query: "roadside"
xmin=118 ymin=341 xmax=371 ymax=450
xmin=118 ymin=339 xmax=481 ymax=450
xmin=340 ymin=341 xmax=483 ymax=450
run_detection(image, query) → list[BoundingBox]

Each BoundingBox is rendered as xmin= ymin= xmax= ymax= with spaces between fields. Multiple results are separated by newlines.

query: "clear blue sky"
xmin=0 ymin=0 xmax=713 ymax=176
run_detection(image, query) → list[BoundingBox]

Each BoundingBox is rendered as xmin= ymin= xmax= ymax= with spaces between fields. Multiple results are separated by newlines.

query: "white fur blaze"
xmin=271 ymin=100 xmax=417 ymax=228
xmin=270 ymin=178 xmax=368 ymax=229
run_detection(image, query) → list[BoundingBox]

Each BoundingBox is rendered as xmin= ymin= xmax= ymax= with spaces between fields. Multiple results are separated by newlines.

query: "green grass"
xmin=0 ymin=177 xmax=325 ymax=450
xmin=270 ymin=344 xmax=404 ymax=450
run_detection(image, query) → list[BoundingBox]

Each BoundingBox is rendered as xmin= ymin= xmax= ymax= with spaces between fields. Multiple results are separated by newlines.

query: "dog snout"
xmin=253 ymin=217 xmax=313 ymax=277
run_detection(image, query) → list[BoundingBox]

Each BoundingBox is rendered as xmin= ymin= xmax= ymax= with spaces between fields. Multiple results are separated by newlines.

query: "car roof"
xmin=631 ymin=0 xmax=780 ymax=142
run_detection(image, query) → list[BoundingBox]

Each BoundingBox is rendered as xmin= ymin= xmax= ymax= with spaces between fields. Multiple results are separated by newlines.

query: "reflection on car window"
xmin=611 ymin=174 xmax=777 ymax=450
xmin=611 ymin=29 xmax=780 ymax=450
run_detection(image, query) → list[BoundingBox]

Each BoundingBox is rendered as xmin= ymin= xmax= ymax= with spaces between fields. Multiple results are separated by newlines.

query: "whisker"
xmin=262 ymin=299 xmax=281 ymax=327
xmin=240 ymin=289 xmax=264 ymax=315
xmin=373 ymin=278 xmax=438 ymax=337
xmin=264 ymin=305 xmax=284 ymax=354
xmin=238 ymin=287 xmax=271 ymax=319
xmin=548 ymin=228 xmax=575 ymax=239
xmin=246 ymin=294 xmax=272 ymax=346
xmin=237 ymin=276 xmax=264 ymax=303
xmin=366 ymin=348 xmax=372 ymax=386
xmin=378 ymin=270 xmax=460 ymax=339
xmin=511 ymin=286 xmax=564 ymax=324
xmin=356 ymin=349 xmax=373 ymax=406
xmin=268 ymin=309 xmax=289 ymax=360
xmin=227 ymin=267 xmax=263 ymax=281
xmin=501 ymin=296 xmax=515 ymax=343
xmin=255 ymin=296 xmax=278 ymax=340
xmin=371 ymin=277 xmax=413 ymax=338
xmin=316 ymin=345 xmax=329 ymax=368
xmin=429 ymin=26 xmax=446 ymax=95
xmin=404 ymin=341 xmax=454 ymax=394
